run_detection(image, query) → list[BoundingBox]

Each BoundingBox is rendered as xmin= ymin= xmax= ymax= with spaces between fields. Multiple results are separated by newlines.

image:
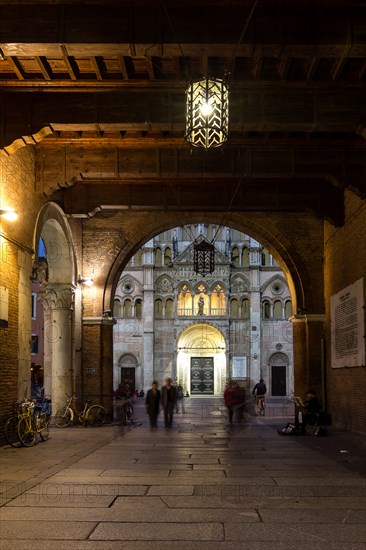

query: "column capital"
xmin=38 ymin=284 xmax=75 ymax=311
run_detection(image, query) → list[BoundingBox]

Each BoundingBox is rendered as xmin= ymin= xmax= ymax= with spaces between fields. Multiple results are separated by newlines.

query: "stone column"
xmin=44 ymin=285 xmax=75 ymax=411
xmin=39 ymin=300 xmax=52 ymax=397
xmin=249 ymin=240 xmax=262 ymax=388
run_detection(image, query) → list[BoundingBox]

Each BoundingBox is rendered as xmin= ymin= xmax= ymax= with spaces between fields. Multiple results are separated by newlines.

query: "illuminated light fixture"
xmin=78 ymin=277 xmax=93 ymax=286
xmin=193 ymin=240 xmax=215 ymax=277
xmin=0 ymin=208 xmax=18 ymax=221
xmin=185 ymin=77 xmax=229 ymax=149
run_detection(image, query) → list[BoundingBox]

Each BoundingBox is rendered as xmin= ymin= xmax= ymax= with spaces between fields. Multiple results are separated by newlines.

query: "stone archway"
xmin=176 ymin=324 xmax=226 ymax=397
xmin=33 ymin=202 xmax=78 ymax=410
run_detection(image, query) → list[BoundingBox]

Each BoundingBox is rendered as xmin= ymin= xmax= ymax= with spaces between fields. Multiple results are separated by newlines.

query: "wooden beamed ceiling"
xmin=0 ymin=0 xmax=365 ymax=210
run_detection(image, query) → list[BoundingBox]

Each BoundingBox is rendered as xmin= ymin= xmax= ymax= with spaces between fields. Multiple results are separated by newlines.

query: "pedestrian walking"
xmin=161 ymin=378 xmax=177 ymax=428
xmin=145 ymin=381 xmax=161 ymax=430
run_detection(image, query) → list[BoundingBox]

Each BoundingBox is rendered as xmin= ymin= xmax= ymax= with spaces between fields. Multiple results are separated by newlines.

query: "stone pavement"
xmin=0 ymin=398 xmax=365 ymax=550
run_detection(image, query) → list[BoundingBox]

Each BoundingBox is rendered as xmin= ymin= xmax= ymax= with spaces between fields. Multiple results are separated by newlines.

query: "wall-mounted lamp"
xmin=78 ymin=277 xmax=93 ymax=286
xmin=0 ymin=208 xmax=18 ymax=221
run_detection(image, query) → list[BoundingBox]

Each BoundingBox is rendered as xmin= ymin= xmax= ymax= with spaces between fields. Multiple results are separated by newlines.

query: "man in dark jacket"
xmin=145 ymin=381 xmax=161 ymax=430
xmin=252 ymin=378 xmax=267 ymax=415
xmin=161 ymin=378 xmax=177 ymax=428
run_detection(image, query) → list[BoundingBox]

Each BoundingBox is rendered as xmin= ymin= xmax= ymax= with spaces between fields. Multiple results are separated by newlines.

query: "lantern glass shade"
xmin=193 ymin=241 xmax=215 ymax=277
xmin=185 ymin=77 xmax=229 ymax=149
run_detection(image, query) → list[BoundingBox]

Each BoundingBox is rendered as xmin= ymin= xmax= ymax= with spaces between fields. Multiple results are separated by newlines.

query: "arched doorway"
xmin=118 ymin=353 xmax=139 ymax=394
xmin=176 ymin=324 xmax=226 ymax=397
xmin=269 ymin=352 xmax=291 ymax=396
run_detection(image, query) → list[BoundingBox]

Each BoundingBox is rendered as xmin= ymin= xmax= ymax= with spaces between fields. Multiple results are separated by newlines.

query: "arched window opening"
xmin=242 ymin=247 xmax=249 ymax=267
xmin=230 ymin=299 xmax=239 ymax=318
xmin=165 ymin=299 xmax=174 ymax=318
xmin=241 ymin=298 xmax=250 ymax=319
xmin=155 ymin=248 xmax=162 ymax=267
xmin=263 ymin=300 xmax=270 ymax=319
xmin=177 ymin=285 xmax=192 ymax=315
xmin=135 ymin=299 xmax=142 ymax=318
xmin=154 ymin=299 xmax=163 ymax=318
xmin=232 ymin=246 xmax=239 ymax=267
xmin=123 ymin=299 xmax=132 ymax=318
xmin=164 ymin=247 xmax=172 ymax=266
xmin=211 ymin=284 xmax=226 ymax=315
xmin=285 ymin=300 xmax=292 ymax=319
xmin=273 ymin=300 xmax=282 ymax=320
xmin=113 ymin=299 xmax=121 ymax=318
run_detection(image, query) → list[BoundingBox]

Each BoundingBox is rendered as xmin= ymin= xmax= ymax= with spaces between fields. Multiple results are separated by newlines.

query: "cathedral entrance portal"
xmin=176 ymin=324 xmax=226 ymax=397
xmin=191 ymin=357 xmax=214 ymax=395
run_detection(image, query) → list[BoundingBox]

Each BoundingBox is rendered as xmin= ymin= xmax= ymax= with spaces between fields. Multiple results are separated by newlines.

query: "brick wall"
xmin=324 ymin=191 xmax=366 ymax=434
xmin=0 ymin=146 xmax=45 ymax=440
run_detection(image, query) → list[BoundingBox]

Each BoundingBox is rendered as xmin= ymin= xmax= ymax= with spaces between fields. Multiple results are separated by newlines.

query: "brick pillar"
xmin=290 ymin=314 xmax=325 ymax=399
xmin=101 ymin=316 xmax=115 ymax=414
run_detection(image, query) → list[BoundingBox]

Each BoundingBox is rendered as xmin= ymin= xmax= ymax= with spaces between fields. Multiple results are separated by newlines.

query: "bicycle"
xmin=17 ymin=400 xmax=37 ymax=447
xmin=119 ymin=398 xmax=135 ymax=425
xmin=257 ymin=396 xmax=266 ymax=416
xmin=4 ymin=400 xmax=30 ymax=447
xmin=54 ymin=396 xmax=106 ymax=428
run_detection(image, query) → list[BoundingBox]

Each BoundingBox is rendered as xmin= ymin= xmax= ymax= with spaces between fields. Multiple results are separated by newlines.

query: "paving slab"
xmin=1 ymin=397 xmax=365 ymax=548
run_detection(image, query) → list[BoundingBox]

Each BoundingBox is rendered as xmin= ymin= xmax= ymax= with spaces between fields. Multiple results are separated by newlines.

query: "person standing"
xmin=161 ymin=378 xmax=177 ymax=428
xmin=145 ymin=381 xmax=161 ymax=430
xmin=224 ymin=380 xmax=241 ymax=425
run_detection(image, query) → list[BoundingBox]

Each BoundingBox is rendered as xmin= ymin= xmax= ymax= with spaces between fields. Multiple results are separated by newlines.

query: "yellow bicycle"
xmin=55 ymin=396 xmax=106 ymax=428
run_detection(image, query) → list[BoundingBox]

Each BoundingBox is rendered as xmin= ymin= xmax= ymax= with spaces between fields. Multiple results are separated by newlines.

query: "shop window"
xmin=31 ymin=334 xmax=39 ymax=354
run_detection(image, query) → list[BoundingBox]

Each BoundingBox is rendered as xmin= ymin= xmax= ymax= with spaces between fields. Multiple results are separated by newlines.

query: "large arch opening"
xmin=111 ymin=223 xmax=294 ymax=397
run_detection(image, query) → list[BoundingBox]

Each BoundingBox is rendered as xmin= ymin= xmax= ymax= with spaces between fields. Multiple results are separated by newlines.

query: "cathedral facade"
xmin=113 ymin=225 xmax=293 ymax=398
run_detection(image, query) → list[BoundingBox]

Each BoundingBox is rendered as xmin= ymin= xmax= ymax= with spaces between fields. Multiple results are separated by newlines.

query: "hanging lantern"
xmin=185 ymin=77 xmax=229 ymax=149
xmin=193 ymin=241 xmax=215 ymax=277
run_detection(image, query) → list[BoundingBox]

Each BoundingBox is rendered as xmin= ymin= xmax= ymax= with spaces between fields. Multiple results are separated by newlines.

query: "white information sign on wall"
xmin=330 ymin=278 xmax=365 ymax=368
xmin=232 ymin=356 xmax=247 ymax=378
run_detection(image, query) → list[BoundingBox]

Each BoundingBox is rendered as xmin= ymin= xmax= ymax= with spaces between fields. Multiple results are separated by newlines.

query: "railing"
xmin=177 ymin=308 xmax=227 ymax=317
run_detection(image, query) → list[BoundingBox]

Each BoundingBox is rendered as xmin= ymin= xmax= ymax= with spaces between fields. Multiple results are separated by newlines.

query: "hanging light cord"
xmin=212 ymin=174 xmax=245 ymax=244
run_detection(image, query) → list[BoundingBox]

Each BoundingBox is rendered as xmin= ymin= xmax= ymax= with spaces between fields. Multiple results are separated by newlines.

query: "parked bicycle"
xmin=4 ymin=400 xmax=49 ymax=447
xmin=119 ymin=398 xmax=135 ymax=425
xmin=54 ymin=395 xmax=106 ymax=428
xmin=4 ymin=400 xmax=31 ymax=447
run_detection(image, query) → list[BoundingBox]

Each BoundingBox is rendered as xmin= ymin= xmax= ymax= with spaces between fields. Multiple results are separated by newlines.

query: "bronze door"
xmin=190 ymin=357 xmax=214 ymax=395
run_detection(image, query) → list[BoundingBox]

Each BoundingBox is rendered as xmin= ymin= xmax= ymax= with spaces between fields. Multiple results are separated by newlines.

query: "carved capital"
xmin=38 ymin=285 xmax=75 ymax=311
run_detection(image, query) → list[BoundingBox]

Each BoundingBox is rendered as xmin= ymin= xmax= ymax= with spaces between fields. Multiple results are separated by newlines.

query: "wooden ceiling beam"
xmin=7 ymin=56 xmax=25 ymax=80
xmin=35 ymin=56 xmax=52 ymax=80
xmin=91 ymin=56 xmax=103 ymax=80
xmin=117 ymin=56 xmax=129 ymax=80
xmin=306 ymin=57 xmax=319 ymax=81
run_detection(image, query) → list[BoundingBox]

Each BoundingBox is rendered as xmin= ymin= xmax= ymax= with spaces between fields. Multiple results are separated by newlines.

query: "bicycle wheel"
xmin=39 ymin=414 xmax=50 ymax=441
xmin=54 ymin=406 xmax=72 ymax=428
xmin=120 ymin=406 xmax=127 ymax=425
xmin=126 ymin=404 xmax=135 ymax=422
xmin=18 ymin=417 xmax=36 ymax=447
xmin=86 ymin=405 xmax=107 ymax=427
xmin=4 ymin=416 xmax=22 ymax=447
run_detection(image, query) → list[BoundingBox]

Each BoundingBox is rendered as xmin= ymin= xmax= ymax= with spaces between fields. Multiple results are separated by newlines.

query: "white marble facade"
xmin=113 ymin=225 xmax=294 ymax=397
